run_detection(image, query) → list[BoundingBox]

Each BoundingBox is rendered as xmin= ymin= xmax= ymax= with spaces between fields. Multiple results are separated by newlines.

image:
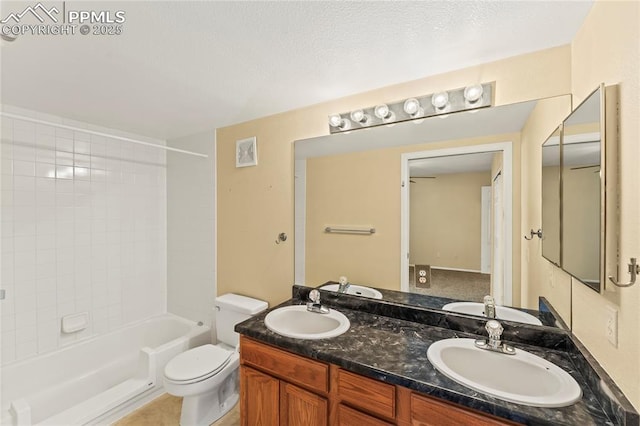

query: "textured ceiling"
xmin=0 ymin=1 xmax=594 ymax=139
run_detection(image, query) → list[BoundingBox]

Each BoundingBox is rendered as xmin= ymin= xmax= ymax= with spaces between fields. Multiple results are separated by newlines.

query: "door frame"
xmin=400 ymin=142 xmax=513 ymax=305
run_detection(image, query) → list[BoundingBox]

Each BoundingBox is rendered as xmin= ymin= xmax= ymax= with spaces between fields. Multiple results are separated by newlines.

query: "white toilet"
xmin=163 ymin=293 xmax=268 ymax=426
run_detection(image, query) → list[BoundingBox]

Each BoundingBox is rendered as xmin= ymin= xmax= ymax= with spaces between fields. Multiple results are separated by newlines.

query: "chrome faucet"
xmin=307 ymin=289 xmax=330 ymax=314
xmin=337 ymin=276 xmax=350 ymax=294
xmin=483 ymin=295 xmax=496 ymax=319
xmin=475 ymin=320 xmax=516 ymax=355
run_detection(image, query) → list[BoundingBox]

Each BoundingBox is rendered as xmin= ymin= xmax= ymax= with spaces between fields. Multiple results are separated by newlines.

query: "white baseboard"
xmin=431 ymin=266 xmax=486 ymax=274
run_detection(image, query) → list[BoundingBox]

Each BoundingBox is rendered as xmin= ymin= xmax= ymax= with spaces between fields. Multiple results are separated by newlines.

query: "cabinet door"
xmin=411 ymin=393 xmax=515 ymax=426
xmin=280 ymin=382 xmax=328 ymax=426
xmin=241 ymin=366 xmax=279 ymax=426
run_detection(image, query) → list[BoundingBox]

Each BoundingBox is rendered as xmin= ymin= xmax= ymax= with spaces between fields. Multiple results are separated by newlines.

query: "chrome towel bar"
xmin=324 ymin=226 xmax=376 ymax=235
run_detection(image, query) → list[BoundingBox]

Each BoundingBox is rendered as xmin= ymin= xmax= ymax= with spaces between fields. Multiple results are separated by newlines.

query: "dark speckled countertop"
xmin=235 ymin=290 xmax=639 ymax=426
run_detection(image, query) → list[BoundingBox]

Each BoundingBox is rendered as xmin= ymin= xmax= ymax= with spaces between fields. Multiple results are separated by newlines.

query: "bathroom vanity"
xmin=240 ymin=336 xmax=516 ymax=425
xmin=235 ymin=287 xmax=638 ymax=425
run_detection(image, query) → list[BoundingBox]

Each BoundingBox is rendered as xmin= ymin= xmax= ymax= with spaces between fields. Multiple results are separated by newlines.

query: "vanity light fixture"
xmin=327 ymin=82 xmax=493 ymax=134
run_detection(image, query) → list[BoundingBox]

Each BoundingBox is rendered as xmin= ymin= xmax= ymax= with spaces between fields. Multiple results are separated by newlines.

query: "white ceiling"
xmin=0 ymin=1 xmax=594 ymax=140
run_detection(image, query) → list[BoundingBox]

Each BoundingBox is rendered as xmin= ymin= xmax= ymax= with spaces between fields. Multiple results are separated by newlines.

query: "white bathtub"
xmin=0 ymin=313 xmax=210 ymax=426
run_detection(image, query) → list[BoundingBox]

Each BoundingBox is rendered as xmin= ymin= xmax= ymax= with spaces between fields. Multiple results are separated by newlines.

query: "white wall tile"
xmin=1 ymin=314 xmax=16 ymax=332
xmin=1 ymin=222 xmax=13 ymax=240
xmin=13 ymin=144 xmax=36 ymax=162
xmin=2 ymin=111 xmax=167 ymax=365
xmin=13 ymin=176 xmax=35 ymax=191
xmin=1 ymin=159 xmax=13 ymax=175
xmin=15 ymin=310 xmax=37 ymax=328
xmin=36 ymin=147 xmax=56 ymax=164
xmin=1 ymin=331 xmax=17 ymax=363
xmin=16 ymin=339 xmax=37 ymax=359
xmin=37 ymin=325 xmax=58 ymax=352
xmin=36 ymin=177 xmax=55 ymax=192
xmin=13 ymin=160 xmax=35 ymax=177
xmin=55 ymin=137 xmax=73 ymax=153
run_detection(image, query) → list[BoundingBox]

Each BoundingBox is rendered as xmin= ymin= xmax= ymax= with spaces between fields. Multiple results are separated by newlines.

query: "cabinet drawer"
xmin=240 ymin=336 xmax=329 ymax=393
xmin=411 ymin=393 xmax=517 ymax=426
xmin=337 ymin=369 xmax=396 ymax=419
xmin=338 ymin=404 xmax=393 ymax=426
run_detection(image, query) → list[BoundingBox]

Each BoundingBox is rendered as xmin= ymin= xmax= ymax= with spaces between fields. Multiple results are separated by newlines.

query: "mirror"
xmin=294 ymin=95 xmax=572 ymax=326
xmin=561 ymin=87 xmax=602 ymax=292
xmin=541 ymin=127 xmax=561 ymax=266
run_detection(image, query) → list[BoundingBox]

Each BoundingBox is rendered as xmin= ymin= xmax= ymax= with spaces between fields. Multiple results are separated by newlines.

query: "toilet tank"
xmin=215 ymin=293 xmax=268 ymax=347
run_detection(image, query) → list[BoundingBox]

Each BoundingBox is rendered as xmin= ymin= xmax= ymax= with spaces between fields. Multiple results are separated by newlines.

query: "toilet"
xmin=163 ymin=293 xmax=268 ymax=426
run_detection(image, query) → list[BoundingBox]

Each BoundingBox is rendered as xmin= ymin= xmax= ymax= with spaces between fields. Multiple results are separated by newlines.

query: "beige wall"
xmin=569 ymin=0 xmax=640 ymax=409
xmin=217 ymin=45 xmax=571 ymax=308
xmin=304 ymin=150 xmax=398 ymax=289
xmin=410 ymin=171 xmax=491 ymax=270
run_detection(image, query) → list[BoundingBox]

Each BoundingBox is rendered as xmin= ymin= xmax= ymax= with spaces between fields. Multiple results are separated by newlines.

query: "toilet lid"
xmin=164 ymin=344 xmax=232 ymax=382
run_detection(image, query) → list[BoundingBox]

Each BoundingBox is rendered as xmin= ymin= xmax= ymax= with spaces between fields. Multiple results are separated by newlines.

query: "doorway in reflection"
xmin=402 ymin=143 xmax=513 ymax=305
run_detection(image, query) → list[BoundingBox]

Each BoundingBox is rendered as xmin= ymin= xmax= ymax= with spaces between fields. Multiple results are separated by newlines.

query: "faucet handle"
xmin=485 ymin=319 xmax=503 ymax=340
xmin=338 ymin=276 xmax=348 ymax=286
xmin=309 ymin=289 xmax=321 ymax=304
xmin=483 ymin=295 xmax=495 ymax=304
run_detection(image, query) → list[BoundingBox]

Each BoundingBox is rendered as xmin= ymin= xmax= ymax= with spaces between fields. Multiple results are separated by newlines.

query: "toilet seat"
xmin=164 ymin=344 xmax=233 ymax=384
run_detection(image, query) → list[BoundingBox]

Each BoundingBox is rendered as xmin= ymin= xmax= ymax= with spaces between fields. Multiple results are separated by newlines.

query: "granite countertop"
xmin=318 ymin=280 xmax=561 ymax=328
xmin=236 ymin=299 xmax=633 ymax=426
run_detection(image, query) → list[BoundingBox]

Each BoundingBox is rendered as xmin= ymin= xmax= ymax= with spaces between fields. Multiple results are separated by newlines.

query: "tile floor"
xmin=114 ymin=393 xmax=240 ymax=426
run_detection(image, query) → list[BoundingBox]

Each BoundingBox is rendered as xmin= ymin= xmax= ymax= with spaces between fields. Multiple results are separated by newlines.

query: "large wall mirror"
xmin=561 ymin=87 xmax=603 ymax=292
xmin=541 ymin=127 xmax=561 ymax=266
xmin=294 ymin=94 xmax=571 ymax=327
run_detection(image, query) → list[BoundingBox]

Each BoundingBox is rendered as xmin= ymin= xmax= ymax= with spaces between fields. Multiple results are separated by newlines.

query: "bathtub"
xmin=0 ymin=313 xmax=210 ymax=426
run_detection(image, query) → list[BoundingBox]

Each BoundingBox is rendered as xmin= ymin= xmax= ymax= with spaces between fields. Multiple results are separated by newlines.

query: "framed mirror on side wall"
xmin=541 ymin=127 xmax=562 ymax=267
xmin=561 ymin=87 xmax=603 ymax=293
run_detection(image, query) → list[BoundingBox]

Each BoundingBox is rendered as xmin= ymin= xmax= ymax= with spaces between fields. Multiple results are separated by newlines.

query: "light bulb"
xmin=431 ymin=92 xmax=449 ymax=109
xmin=464 ymin=85 xmax=484 ymax=103
xmin=328 ymin=114 xmax=351 ymax=130
xmin=403 ymin=98 xmax=423 ymax=117
xmin=350 ymin=109 xmax=369 ymax=125
xmin=329 ymin=114 xmax=343 ymax=128
xmin=374 ymin=104 xmax=391 ymax=120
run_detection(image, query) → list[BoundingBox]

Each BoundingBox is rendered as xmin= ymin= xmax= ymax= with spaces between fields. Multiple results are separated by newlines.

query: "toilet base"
xmin=178 ymin=369 xmax=239 ymax=426
xmin=180 ymin=392 xmax=238 ymax=426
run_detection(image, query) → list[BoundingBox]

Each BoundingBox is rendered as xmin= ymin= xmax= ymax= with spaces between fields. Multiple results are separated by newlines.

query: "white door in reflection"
xmin=492 ymin=171 xmax=505 ymax=305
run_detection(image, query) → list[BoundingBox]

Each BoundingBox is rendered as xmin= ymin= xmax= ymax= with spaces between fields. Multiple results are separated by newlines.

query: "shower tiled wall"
xmin=0 ymin=107 xmax=167 ymax=365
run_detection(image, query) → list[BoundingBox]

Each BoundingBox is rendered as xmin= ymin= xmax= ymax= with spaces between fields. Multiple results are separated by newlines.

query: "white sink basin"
xmin=264 ymin=305 xmax=350 ymax=339
xmin=319 ymin=284 xmax=383 ymax=299
xmin=442 ymin=302 xmax=543 ymax=326
xmin=427 ymin=338 xmax=581 ymax=407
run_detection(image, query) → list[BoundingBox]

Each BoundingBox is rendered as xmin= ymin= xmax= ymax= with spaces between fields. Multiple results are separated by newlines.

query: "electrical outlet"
xmin=605 ymin=306 xmax=618 ymax=347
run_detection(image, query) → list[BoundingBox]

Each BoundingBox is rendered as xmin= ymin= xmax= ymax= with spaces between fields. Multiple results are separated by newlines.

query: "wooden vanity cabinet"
xmin=239 ymin=336 xmax=517 ymax=426
xmin=240 ymin=336 xmax=329 ymax=426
